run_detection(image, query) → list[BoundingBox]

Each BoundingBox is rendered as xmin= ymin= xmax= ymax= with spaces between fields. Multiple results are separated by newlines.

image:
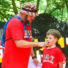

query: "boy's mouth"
xmin=48 ymin=42 xmax=49 ymax=44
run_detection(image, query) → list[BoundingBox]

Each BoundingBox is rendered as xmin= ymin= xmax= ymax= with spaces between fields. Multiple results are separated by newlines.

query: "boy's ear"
xmin=56 ymin=38 xmax=58 ymax=42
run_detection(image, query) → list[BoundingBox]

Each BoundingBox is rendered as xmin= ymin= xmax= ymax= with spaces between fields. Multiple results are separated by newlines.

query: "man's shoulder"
xmin=9 ymin=17 xmax=22 ymax=24
xmin=7 ymin=17 xmax=24 ymax=27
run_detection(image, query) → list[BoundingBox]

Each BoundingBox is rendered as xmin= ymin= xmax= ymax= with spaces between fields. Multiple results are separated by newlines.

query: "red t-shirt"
xmin=2 ymin=18 xmax=32 ymax=68
xmin=42 ymin=47 xmax=63 ymax=68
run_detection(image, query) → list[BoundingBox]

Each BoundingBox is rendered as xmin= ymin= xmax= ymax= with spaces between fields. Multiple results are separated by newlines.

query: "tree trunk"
xmin=61 ymin=8 xmax=63 ymax=21
xmin=37 ymin=0 xmax=40 ymax=9
xmin=66 ymin=2 xmax=68 ymax=23
xmin=64 ymin=0 xmax=68 ymax=22
xmin=60 ymin=0 xmax=64 ymax=21
xmin=46 ymin=0 xmax=49 ymax=13
xmin=18 ymin=0 xmax=21 ymax=9
xmin=11 ymin=0 xmax=18 ymax=14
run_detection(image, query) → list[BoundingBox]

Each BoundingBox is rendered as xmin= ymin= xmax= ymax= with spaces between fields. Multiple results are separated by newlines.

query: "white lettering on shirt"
xmin=43 ymin=54 xmax=55 ymax=64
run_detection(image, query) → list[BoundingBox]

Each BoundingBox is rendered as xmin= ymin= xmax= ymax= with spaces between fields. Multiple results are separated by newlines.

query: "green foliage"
xmin=0 ymin=0 xmax=68 ymax=23
xmin=44 ymin=0 xmax=67 ymax=21
xmin=0 ymin=0 xmax=14 ymax=22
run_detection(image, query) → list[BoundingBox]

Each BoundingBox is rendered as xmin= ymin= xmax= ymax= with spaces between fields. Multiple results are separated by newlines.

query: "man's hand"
xmin=59 ymin=62 xmax=63 ymax=68
xmin=37 ymin=42 xmax=47 ymax=48
xmin=33 ymin=58 xmax=39 ymax=66
xmin=42 ymin=44 xmax=47 ymax=48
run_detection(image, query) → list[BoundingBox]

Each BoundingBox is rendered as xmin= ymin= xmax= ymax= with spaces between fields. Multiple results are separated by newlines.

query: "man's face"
xmin=24 ymin=15 xmax=35 ymax=24
xmin=46 ymin=34 xmax=58 ymax=47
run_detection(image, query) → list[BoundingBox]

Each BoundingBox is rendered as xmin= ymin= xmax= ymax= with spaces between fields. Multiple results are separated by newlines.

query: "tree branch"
xmin=11 ymin=0 xmax=18 ymax=14
xmin=0 ymin=11 xmax=8 ymax=21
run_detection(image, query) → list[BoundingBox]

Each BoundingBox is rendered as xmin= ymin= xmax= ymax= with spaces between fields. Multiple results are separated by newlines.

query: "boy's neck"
xmin=47 ymin=45 xmax=56 ymax=49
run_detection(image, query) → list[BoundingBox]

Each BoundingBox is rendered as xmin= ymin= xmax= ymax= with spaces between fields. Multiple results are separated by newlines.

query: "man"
xmin=2 ymin=2 xmax=45 ymax=68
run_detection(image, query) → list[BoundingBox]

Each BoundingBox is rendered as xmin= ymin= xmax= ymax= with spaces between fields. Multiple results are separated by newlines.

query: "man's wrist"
xmin=32 ymin=56 xmax=37 ymax=59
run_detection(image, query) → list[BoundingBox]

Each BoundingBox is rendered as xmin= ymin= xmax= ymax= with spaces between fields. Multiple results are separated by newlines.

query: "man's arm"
xmin=31 ymin=48 xmax=36 ymax=57
xmin=59 ymin=62 xmax=63 ymax=68
xmin=31 ymin=48 xmax=39 ymax=66
xmin=15 ymin=40 xmax=45 ymax=48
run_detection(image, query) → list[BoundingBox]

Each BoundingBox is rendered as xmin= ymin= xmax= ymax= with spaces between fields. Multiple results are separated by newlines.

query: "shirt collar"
xmin=47 ymin=45 xmax=56 ymax=49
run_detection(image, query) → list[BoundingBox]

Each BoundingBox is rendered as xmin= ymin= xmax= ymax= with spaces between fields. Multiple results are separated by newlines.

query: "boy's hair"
xmin=46 ymin=29 xmax=61 ymax=39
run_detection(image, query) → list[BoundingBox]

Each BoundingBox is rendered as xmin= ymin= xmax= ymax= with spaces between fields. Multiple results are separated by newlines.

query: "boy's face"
xmin=46 ymin=34 xmax=58 ymax=47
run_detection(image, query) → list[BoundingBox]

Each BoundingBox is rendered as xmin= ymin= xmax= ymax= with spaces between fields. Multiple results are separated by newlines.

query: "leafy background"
xmin=0 ymin=0 xmax=68 ymax=23
xmin=0 ymin=0 xmax=68 ymax=66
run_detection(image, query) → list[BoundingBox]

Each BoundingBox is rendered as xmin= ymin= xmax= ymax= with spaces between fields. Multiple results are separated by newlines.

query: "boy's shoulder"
xmin=43 ymin=46 xmax=62 ymax=52
xmin=55 ymin=46 xmax=61 ymax=50
xmin=54 ymin=46 xmax=63 ymax=54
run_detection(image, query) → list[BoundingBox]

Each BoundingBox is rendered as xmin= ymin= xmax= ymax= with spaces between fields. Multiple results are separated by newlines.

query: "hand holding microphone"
xmin=38 ymin=41 xmax=48 ymax=48
xmin=41 ymin=41 xmax=48 ymax=48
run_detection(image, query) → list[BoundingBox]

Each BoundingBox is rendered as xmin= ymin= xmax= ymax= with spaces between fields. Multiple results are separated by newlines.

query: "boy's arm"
xmin=57 ymin=49 xmax=63 ymax=68
xmin=58 ymin=62 xmax=63 ymax=68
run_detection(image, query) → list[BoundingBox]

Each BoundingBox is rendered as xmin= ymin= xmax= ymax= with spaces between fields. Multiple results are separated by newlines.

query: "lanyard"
xmin=15 ymin=16 xmax=30 ymax=40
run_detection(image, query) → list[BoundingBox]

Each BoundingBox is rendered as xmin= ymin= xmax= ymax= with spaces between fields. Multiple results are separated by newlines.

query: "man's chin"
xmin=29 ymin=22 xmax=32 ymax=24
xmin=26 ymin=20 xmax=29 ymax=24
xmin=26 ymin=21 xmax=32 ymax=24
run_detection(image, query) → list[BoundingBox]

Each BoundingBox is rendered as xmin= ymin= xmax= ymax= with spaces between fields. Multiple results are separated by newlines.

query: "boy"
xmin=42 ymin=29 xmax=63 ymax=68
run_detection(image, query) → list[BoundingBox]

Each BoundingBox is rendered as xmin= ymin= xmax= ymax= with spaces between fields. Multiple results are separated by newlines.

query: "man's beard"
xmin=24 ymin=15 xmax=29 ymax=24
